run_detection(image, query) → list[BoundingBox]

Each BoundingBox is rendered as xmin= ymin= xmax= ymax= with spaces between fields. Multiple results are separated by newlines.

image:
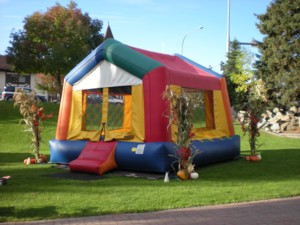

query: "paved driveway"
xmin=2 ymin=197 xmax=300 ymax=225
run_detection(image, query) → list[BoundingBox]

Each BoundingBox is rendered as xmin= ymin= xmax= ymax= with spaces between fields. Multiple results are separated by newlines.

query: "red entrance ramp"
xmin=69 ymin=141 xmax=117 ymax=175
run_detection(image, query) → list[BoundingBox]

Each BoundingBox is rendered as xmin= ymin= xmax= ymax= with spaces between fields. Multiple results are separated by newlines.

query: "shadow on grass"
xmin=0 ymin=148 xmax=299 ymax=222
xmin=36 ymin=148 xmax=299 ymax=184
xmin=199 ymin=148 xmax=300 ymax=182
xmin=0 ymin=153 xmax=36 ymax=163
xmin=0 ymin=206 xmax=57 ymax=222
xmin=0 ymin=205 xmax=103 ymax=223
xmin=1 ymin=149 xmax=299 ymax=189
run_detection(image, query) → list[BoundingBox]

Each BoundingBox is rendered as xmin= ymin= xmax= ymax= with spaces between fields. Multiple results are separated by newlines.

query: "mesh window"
xmin=107 ymin=86 xmax=131 ymax=130
xmin=182 ymin=88 xmax=213 ymax=129
xmin=83 ymin=90 xmax=103 ymax=131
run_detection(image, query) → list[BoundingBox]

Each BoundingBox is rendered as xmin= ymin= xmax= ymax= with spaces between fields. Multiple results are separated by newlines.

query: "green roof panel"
xmin=103 ymin=39 xmax=163 ymax=79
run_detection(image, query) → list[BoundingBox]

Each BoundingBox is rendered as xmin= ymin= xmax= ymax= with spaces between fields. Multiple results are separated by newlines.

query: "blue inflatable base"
xmin=49 ymin=135 xmax=240 ymax=173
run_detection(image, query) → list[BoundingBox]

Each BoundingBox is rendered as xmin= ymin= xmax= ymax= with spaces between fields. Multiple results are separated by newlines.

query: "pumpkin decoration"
xmin=177 ymin=170 xmax=189 ymax=180
xmin=245 ymin=155 xmax=250 ymax=161
xmin=190 ymin=172 xmax=199 ymax=179
xmin=39 ymin=154 xmax=48 ymax=162
xmin=23 ymin=157 xmax=36 ymax=165
xmin=245 ymin=154 xmax=261 ymax=161
xmin=250 ymin=155 xmax=261 ymax=161
xmin=23 ymin=154 xmax=47 ymax=165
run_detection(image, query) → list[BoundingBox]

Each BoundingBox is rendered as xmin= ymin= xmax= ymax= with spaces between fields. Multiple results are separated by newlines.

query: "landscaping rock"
xmin=280 ymin=122 xmax=289 ymax=132
xmin=289 ymin=106 xmax=298 ymax=113
xmin=270 ymin=123 xmax=280 ymax=133
xmin=237 ymin=105 xmax=299 ymax=136
xmin=266 ymin=110 xmax=273 ymax=118
xmin=237 ymin=111 xmax=246 ymax=122
xmin=257 ymin=118 xmax=267 ymax=129
xmin=287 ymin=124 xmax=297 ymax=131
xmin=276 ymin=111 xmax=283 ymax=118
xmin=279 ymin=114 xmax=290 ymax=122
xmin=273 ymin=107 xmax=280 ymax=114
xmin=268 ymin=117 xmax=280 ymax=124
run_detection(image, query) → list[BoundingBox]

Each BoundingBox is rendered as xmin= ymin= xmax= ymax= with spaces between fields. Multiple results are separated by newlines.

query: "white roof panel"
xmin=73 ymin=60 xmax=142 ymax=90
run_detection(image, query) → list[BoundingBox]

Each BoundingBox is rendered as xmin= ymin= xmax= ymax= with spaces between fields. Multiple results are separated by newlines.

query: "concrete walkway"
xmin=3 ymin=196 xmax=300 ymax=225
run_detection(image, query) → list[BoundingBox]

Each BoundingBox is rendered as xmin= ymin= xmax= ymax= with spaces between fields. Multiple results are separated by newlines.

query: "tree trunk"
xmin=32 ymin=123 xmax=40 ymax=160
xmin=55 ymin=74 xmax=63 ymax=101
xmin=250 ymin=136 xmax=256 ymax=156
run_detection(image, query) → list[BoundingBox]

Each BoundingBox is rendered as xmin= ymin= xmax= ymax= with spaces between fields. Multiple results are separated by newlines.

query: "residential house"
xmin=0 ymin=55 xmax=48 ymax=99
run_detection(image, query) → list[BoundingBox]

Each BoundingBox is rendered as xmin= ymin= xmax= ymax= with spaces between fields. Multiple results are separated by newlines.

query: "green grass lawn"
xmin=0 ymin=101 xmax=300 ymax=222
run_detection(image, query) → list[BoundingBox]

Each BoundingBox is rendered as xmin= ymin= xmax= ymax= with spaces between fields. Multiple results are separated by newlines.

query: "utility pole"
xmin=226 ymin=0 xmax=231 ymax=54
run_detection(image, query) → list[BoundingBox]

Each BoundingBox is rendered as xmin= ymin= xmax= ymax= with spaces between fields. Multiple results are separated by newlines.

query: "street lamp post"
xmin=238 ymin=41 xmax=259 ymax=47
xmin=181 ymin=26 xmax=203 ymax=55
xmin=226 ymin=0 xmax=231 ymax=54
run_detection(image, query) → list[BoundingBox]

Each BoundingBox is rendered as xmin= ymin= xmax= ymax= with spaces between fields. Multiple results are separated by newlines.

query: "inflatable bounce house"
xmin=50 ymin=38 xmax=240 ymax=175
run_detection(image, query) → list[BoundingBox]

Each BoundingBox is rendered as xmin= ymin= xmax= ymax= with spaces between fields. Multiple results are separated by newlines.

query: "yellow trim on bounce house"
xmin=169 ymin=85 xmax=230 ymax=142
xmin=66 ymin=85 xmax=145 ymax=142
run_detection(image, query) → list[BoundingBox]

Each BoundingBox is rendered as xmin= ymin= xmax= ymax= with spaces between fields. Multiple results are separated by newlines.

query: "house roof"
xmin=0 ymin=55 xmax=11 ymax=72
xmin=104 ymin=24 xmax=114 ymax=40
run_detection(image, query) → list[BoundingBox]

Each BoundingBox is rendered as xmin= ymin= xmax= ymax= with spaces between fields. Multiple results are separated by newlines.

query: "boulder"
xmin=276 ymin=111 xmax=283 ymax=118
xmin=280 ymin=122 xmax=289 ymax=132
xmin=266 ymin=110 xmax=273 ymax=118
xmin=289 ymin=106 xmax=298 ymax=113
xmin=290 ymin=118 xmax=297 ymax=126
xmin=270 ymin=123 xmax=280 ymax=133
xmin=257 ymin=118 xmax=267 ymax=129
xmin=287 ymin=112 xmax=295 ymax=118
xmin=286 ymin=124 xmax=297 ymax=131
xmin=268 ymin=117 xmax=280 ymax=124
xmin=278 ymin=114 xmax=290 ymax=122
xmin=261 ymin=113 xmax=268 ymax=119
xmin=237 ymin=105 xmax=299 ymax=135
xmin=273 ymin=107 xmax=280 ymax=114
xmin=237 ymin=111 xmax=246 ymax=122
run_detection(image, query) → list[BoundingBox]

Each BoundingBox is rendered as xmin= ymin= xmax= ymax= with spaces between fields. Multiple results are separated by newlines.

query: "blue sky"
xmin=0 ymin=0 xmax=271 ymax=72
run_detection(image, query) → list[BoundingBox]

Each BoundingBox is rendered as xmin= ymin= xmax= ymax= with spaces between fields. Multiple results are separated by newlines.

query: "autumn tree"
xmin=256 ymin=0 xmax=300 ymax=107
xmin=6 ymin=1 xmax=103 ymax=96
xmin=221 ymin=39 xmax=255 ymax=110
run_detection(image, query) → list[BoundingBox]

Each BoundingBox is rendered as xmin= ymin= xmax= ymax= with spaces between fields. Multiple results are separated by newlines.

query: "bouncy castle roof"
xmin=65 ymin=38 xmax=222 ymax=90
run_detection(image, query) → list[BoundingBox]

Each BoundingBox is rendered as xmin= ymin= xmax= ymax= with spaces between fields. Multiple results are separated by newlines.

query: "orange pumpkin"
xmin=39 ymin=154 xmax=47 ymax=162
xmin=177 ymin=170 xmax=189 ymax=180
xmin=23 ymin=158 xmax=36 ymax=164
xmin=245 ymin=155 xmax=250 ymax=161
xmin=250 ymin=155 xmax=261 ymax=161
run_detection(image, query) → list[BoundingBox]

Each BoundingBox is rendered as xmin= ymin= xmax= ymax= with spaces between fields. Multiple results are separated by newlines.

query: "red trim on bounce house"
xmin=56 ymin=82 xmax=73 ymax=140
xmin=143 ymin=67 xmax=171 ymax=142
